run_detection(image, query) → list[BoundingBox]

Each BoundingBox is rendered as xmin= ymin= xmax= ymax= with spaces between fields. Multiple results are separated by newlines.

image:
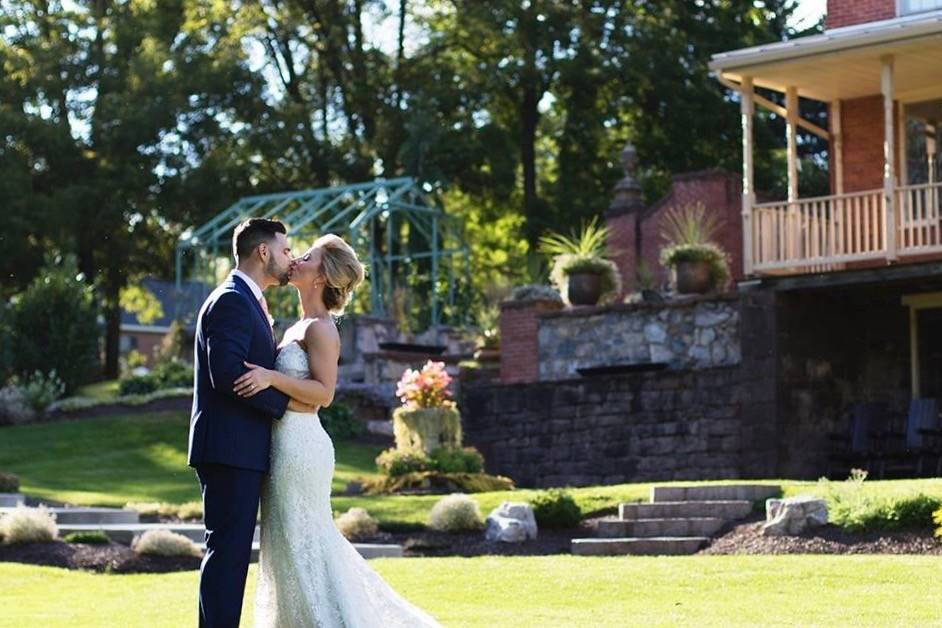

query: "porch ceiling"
xmin=710 ymin=11 xmax=942 ymax=102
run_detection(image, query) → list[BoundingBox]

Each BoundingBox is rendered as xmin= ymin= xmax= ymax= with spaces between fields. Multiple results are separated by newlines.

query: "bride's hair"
xmin=314 ymin=234 xmax=366 ymax=315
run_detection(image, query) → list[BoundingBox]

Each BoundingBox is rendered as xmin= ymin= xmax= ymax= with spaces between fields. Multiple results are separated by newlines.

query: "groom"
xmin=188 ymin=218 xmax=297 ymax=627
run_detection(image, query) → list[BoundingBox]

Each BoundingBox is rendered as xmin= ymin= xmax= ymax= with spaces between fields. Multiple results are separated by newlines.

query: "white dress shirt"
xmin=232 ymin=269 xmax=264 ymax=301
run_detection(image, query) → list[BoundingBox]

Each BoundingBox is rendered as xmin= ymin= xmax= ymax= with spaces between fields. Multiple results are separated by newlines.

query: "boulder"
xmin=761 ymin=495 xmax=828 ymax=536
xmin=484 ymin=501 xmax=538 ymax=543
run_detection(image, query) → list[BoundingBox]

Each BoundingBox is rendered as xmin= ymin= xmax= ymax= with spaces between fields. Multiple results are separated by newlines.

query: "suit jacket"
xmin=187 ymin=273 xmax=290 ymax=472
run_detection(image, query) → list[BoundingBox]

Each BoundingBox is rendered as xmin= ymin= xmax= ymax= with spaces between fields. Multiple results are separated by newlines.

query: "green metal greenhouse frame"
xmin=175 ymin=177 xmax=470 ymax=326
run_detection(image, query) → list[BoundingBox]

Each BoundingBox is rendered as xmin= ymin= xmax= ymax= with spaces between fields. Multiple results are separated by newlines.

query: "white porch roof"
xmin=709 ymin=10 xmax=942 ymax=102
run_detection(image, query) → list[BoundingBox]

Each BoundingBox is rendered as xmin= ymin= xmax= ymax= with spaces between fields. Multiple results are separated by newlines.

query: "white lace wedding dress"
xmin=254 ymin=341 xmax=441 ymax=628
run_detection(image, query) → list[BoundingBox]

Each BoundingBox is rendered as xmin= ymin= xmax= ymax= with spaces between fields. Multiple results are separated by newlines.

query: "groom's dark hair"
xmin=233 ymin=218 xmax=287 ymax=262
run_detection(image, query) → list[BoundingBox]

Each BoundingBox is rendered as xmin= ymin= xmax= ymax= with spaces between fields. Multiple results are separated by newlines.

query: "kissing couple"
xmin=187 ymin=218 xmax=440 ymax=627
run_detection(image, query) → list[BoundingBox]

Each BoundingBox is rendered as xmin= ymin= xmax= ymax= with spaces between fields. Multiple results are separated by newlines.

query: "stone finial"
xmin=607 ymin=142 xmax=644 ymax=217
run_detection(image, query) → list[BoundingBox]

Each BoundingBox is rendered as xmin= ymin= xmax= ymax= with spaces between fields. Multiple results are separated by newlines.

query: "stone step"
xmin=1 ymin=506 xmax=140 ymax=525
xmin=618 ymin=500 xmax=753 ymax=521
xmin=202 ymin=541 xmax=405 ymax=563
xmin=597 ymin=517 xmax=726 ymax=539
xmin=651 ymin=484 xmax=781 ymax=503
xmin=0 ymin=494 xmax=25 ymax=507
xmin=571 ymin=536 xmax=708 ymax=556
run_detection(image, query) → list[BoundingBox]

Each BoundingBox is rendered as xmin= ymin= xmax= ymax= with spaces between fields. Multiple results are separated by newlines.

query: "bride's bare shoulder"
xmin=298 ymin=317 xmax=339 ymax=353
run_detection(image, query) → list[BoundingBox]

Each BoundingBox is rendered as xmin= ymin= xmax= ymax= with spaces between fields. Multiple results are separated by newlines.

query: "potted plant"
xmin=658 ymin=202 xmax=730 ymax=294
xmin=538 ymin=217 xmax=622 ymax=306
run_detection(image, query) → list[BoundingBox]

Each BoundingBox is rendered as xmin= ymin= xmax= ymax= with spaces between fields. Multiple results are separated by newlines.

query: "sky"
xmin=792 ymin=0 xmax=828 ymax=30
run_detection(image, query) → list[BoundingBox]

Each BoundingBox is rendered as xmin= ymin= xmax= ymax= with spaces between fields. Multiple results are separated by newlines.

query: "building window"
xmin=900 ymin=0 xmax=942 ymax=16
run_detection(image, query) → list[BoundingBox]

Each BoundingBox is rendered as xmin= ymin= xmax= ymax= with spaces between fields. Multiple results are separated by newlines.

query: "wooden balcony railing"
xmin=750 ymin=181 xmax=942 ymax=273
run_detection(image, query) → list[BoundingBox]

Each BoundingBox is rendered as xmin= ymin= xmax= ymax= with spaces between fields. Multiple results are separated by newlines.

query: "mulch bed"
xmin=0 ymin=541 xmax=201 ymax=573
xmin=701 ymin=514 xmax=942 ymax=555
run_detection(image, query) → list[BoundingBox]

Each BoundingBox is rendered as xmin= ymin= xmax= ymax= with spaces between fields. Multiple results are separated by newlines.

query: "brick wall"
xmin=606 ymin=170 xmax=743 ymax=293
xmin=499 ymin=299 xmax=564 ymax=384
xmin=835 ymin=96 xmax=900 ymax=193
xmin=826 ymin=0 xmax=895 ymax=29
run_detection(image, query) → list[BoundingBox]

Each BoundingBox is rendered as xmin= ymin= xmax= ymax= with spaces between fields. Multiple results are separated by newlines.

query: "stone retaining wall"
xmin=460 ymin=366 xmax=748 ymax=488
xmin=537 ymin=295 xmax=741 ymax=381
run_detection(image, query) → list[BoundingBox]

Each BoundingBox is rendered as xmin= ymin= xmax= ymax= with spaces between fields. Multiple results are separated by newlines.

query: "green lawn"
xmin=4 ymin=410 xmax=942 ymax=528
xmin=76 ymin=380 xmax=120 ymax=401
xmin=0 ymin=411 xmax=383 ymax=506
xmin=2 ymin=555 xmax=941 ymax=627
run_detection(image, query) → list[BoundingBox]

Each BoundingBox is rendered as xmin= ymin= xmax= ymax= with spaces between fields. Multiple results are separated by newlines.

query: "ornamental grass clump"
xmin=132 ymin=529 xmax=202 ymax=557
xmin=428 ymin=493 xmax=484 ymax=532
xmin=335 ymin=507 xmax=379 ymax=541
xmin=0 ymin=505 xmax=58 ymax=544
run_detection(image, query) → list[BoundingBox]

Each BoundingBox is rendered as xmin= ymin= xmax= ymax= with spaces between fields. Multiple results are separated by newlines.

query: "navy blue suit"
xmin=188 ymin=274 xmax=289 ymax=628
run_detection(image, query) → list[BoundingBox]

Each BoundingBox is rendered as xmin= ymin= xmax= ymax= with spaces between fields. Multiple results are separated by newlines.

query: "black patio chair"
xmin=826 ymin=400 xmax=891 ymax=478
xmin=872 ymin=398 xmax=942 ymax=478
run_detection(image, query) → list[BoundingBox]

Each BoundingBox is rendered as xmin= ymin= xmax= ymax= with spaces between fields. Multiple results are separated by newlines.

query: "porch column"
xmin=786 ymin=86 xmax=799 ymax=202
xmin=741 ymin=76 xmax=755 ymax=275
xmin=830 ymin=100 xmax=843 ymax=195
xmin=786 ymin=86 xmax=799 ymax=260
xmin=882 ymin=55 xmax=898 ymax=260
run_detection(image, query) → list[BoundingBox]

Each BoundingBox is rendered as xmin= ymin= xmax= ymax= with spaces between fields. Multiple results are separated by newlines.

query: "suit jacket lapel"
xmin=231 ymin=275 xmax=276 ymax=352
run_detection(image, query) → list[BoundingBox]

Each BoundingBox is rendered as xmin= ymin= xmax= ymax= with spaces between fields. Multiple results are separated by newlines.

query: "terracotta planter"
xmin=675 ymin=260 xmax=711 ymax=294
xmin=567 ymin=271 xmax=603 ymax=306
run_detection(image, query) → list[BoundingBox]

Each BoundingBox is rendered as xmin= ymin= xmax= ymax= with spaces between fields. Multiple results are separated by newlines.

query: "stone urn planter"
xmin=567 ymin=271 xmax=604 ymax=306
xmin=675 ymin=260 xmax=711 ymax=294
xmin=392 ymin=406 xmax=462 ymax=454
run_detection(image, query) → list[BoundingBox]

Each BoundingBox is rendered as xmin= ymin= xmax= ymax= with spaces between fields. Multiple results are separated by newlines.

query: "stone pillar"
xmin=499 ymin=298 xmax=564 ymax=384
xmin=606 ymin=143 xmax=645 ymax=295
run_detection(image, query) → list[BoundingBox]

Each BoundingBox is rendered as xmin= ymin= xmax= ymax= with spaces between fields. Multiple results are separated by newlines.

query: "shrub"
xmin=529 ymin=489 xmax=583 ymax=529
xmin=132 ymin=529 xmax=201 ymax=557
xmin=18 ymin=370 xmax=66 ymax=413
xmin=118 ymin=359 xmax=193 ymax=396
xmin=819 ymin=470 xmax=942 ymax=531
xmin=64 ymin=530 xmax=111 ymax=545
xmin=335 ymin=507 xmax=379 ymax=541
xmin=10 ymin=254 xmax=100 ymax=394
xmin=320 ymin=402 xmax=364 ymax=440
xmin=428 ymin=493 xmax=484 ymax=532
xmin=119 ymin=375 xmax=158 ymax=396
xmin=934 ymin=507 xmax=942 ymax=538
xmin=430 ymin=446 xmax=485 ymax=474
xmin=0 ymin=384 xmax=35 ymax=425
xmin=375 ymin=448 xmax=433 ymax=477
xmin=151 ymin=358 xmax=193 ymax=388
xmin=0 ymin=505 xmax=58 ymax=544
xmin=509 ymin=284 xmax=563 ymax=304
xmin=0 ymin=472 xmax=19 ymax=493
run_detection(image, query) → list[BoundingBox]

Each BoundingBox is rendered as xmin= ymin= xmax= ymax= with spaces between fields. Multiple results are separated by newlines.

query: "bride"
xmin=232 ymin=233 xmax=440 ymax=627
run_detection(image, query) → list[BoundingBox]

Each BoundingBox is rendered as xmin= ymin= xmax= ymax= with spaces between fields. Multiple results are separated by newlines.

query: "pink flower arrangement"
xmin=396 ymin=360 xmax=456 ymax=410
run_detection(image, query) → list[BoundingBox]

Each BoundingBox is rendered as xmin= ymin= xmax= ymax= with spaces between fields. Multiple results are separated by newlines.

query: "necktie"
xmin=258 ymin=296 xmax=274 ymax=333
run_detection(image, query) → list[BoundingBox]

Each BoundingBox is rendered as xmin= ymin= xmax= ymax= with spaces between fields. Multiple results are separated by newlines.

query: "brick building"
xmin=477 ymin=1 xmax=942 ymax=486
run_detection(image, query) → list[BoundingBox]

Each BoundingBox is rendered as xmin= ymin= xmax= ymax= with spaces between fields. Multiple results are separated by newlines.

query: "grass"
xmin=2 ymin=555 xmax=941 ymax=627
xmin=4 ymin=410 xmax=942 ymax=529
xmin=0 ymin=411 xmax=383 ymax=506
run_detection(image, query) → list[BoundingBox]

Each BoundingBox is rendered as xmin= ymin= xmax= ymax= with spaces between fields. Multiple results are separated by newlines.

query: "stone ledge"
xmin=538 ymin=292 xmax=740 ymax=320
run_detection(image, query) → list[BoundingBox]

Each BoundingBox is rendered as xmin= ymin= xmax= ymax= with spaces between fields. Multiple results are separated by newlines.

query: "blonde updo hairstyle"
xmin=314 ymin=234 xmax=366 ymax=315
